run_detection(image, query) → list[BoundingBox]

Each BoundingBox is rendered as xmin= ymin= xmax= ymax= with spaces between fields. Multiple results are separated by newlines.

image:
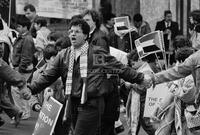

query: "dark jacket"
xmin=0 ymin=58 xmax=26 ymax=89
xmin=12 ymin=32 xmax=35 ymax=73
xmin=29 ymin=44 xmax=144 ymax=98
xmin=155 ymin=20 xmax=179 ymax=50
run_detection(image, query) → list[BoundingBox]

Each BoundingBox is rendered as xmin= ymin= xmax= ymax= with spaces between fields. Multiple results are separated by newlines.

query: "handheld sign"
xmin=110 ymin=47 xmax=128 ymax=65
xmin=135 ymin=31 xmax=164 ymax=59
xmin=114 ymin=16 xmax=130 ymax=33
xmin=32 ymin=97 xmax=63 ymax=135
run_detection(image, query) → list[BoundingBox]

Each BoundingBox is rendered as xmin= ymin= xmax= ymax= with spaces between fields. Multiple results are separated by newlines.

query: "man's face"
xmin=165 ymin=13 xmax=172 ymax=22
xmin=69 ymin=26 xmax=87 ymax=48
xmin=24 ymin=9 xmax=36 ymax=21
xmin=134 ymin=21 xmax=142 ymax=28
xmin=83 ymin=14 xmax=96 ymax=32
xmin=16 ymin=24 xmax=24 ymax=34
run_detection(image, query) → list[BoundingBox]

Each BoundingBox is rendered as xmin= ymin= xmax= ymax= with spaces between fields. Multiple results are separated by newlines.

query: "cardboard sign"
xmin=110 ymin=47 xmax=128 ymax=65
xmin=143 ymin=83 xmax=170 ymax=117
xmin=32 ymin=97 xmax=63 ymax=135
xmin=135 ymin=31 xmax=164 ymax=59
xmin=114 ymin=16 xmax=130 ymax=33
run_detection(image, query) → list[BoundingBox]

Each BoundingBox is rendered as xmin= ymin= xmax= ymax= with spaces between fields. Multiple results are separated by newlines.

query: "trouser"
xmin=99 ymin=118 xmax=116 ymax=135
xmin=71 ymin=97 xmax=104 ymax=135
xmin=11 ymin=72 xmax=31 ymax=117
xmin=53 ymin=100 xmax=71 ymax=135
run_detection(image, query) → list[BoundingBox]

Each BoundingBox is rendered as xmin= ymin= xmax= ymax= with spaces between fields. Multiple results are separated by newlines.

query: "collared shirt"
xmin=165 ymin=21 xmax=171 ymax=28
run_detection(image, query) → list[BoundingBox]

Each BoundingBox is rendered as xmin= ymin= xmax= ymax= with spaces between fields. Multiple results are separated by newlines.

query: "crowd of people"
xmin=1 ymin=3 xmax=200 ymax=135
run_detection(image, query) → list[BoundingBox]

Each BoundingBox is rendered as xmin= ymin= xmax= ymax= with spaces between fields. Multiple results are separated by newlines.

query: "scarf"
xmin=65 ymin=41 xmax=89 ymax=104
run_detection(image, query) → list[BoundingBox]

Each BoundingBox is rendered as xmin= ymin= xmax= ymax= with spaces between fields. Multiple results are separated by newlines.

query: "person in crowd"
xmin=28 ymin=44 xmax=67 ymax=134
xmin=0 ymin=57 xmax=26 ymax=127
xmin=133 ymin=13 xmax=151 ymax=37
xmin=189 ymin=10 xmax=200 ymax=50
xmin=21 ymin=18 xmax=151 ymax=135
xmin=11 ymin=15 xmax=35 ymax=120
xmin=34 ymin=17 xmax=51 ymax=61
xmin=155 ymin=10 xmax=180 ymax=66
xmin=152 ymin=47 xmax=196 ymax=135
xmin=125 ymin=50 xmax=158 ymax=135
xmin=83 ymin=10 xmax=121 ymax=135
xmin=24 ymin=4 xmax=38 ymax=38
xmin=100 ymin=13 xmax=116 ymax=36
xmin=0 ymin=39 xmax=27 ymax=127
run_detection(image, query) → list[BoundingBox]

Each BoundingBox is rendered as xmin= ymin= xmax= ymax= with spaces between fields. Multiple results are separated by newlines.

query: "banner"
xmin=32 ymin=97 xmax=63 ymax=135
xmin=110 ymin=47 xmax=128 ymax=65
xmin=143 ymin=83 xmax=171 ymax=117
xmin=16 ymin=0 xmax=93 ymax=19
xmin=135 ymin=31 xmax=164 ymax=59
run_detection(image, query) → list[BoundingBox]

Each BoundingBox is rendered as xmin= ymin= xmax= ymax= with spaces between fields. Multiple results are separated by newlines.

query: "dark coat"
xmin=0 ymin=58 xmax=25 ymax=89
xmin=12 ymin=32 xmax=35 ymax=73
xmin=155 ymin=20 xmax=179 ymax=50
xmin=29 ymin=44 xmax=144 ymax=98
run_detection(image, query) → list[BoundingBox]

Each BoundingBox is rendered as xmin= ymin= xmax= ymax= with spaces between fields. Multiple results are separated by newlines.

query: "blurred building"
xmin=1 ymin=0 xmax=200 ymax=36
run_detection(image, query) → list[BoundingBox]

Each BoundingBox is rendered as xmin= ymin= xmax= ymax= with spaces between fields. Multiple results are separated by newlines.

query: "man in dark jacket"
xmin=155 ymin=10 xmax=180 ymax=65
xmin=23 ymin=19 xmax=150 ymax=135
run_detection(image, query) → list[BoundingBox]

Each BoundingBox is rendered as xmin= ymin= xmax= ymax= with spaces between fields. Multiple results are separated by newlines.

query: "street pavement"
xmin=0 ymin=111 xmax=147 ymax=135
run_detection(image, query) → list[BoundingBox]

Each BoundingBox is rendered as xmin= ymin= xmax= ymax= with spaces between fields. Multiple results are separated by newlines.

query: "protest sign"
xmin=143 ymin=83 xmax=170 ymax=117
xmin=32 ymin=97 xmax=63 ymax=135
xmin=110 ymin=47 xmax=128 ymax=65
xmin=114 ymin=16 xmax=130 ymax=32
xmin=135 ymin=31 xmax=164 ymax=59
xmin=16 ymin=0 xmax=93 ymax=19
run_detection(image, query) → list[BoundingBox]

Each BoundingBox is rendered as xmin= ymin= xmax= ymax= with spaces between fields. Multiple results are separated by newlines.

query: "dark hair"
xmin=71 ymin=14 xmax=83 ymax=21
xmin=173 ymin=35 xmax=192 ymax=50
xmin=43 ymin=44 xmax=58 ymax=60
xmin=24 ymin=4 xmax=36 ymax=12
xmin=82 ymin=9 xmax=102 ymax=29
xmin=55 ymin=37 xmax=71 ymax=49
xmin=133 ymin=13 xmax=143 ymax=22
xmin=47 ymin=31 xmax=63 ymax=42
xmin=103 ymin=13 xmax=116 ymax=23
xmin=175 ymin=47 xmax=195 ymax=62
xmin=190 ymin=10 xmax=200 ymax=24
xmin=69 ymin=18 xmax=90 ymax=38
xmin=164 ymin=10 xmax=172 ymax=17
xmin=16 ymin=15 xmax=31 ymax=30
xmin=34 ymin=17 xmax=47 ymax=27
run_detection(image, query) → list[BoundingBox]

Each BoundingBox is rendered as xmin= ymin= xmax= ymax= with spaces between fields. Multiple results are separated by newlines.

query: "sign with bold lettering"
xmin=32 ymin=97 xmax=63 ymax=135
xmin=16 ymin=0 xmax=93 ymax=19
xmin=143 ymin=83 xmax=170 ymax=117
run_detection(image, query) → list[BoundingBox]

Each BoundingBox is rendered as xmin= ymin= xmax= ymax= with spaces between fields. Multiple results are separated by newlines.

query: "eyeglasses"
xmin=68 ymin=29 xmax=83 ymax=35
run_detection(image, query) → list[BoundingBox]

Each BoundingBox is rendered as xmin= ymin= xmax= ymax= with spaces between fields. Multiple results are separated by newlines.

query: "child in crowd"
xmin=29 ymin=44 xmax=65 ymax=112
